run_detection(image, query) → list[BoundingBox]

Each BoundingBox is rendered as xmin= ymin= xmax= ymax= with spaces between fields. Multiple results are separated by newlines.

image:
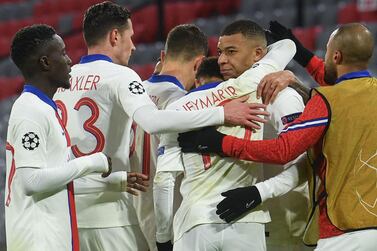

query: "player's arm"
xmin=73 ymin=171 xmax=148 ymax=196
xmin=11 ymin=119 xmax=110 ymax=196
xmin=269 ymin=20 xmax=328 ymax=86
xmin=178 ymin=94 xmax=328 ymax=164
xmin=18 ymin=153 xmax=110 ymax=196
xmin=118 ymin=72 xmax=263 ymax=133
xmin=153 ymin=141 xmax=184 ymax=250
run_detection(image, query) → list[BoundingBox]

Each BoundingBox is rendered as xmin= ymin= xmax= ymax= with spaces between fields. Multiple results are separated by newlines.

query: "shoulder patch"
xmin=22 ymin=132 xmax=40 ymax=150
xmin=129 ymin=81 xmax=145 ymax=95
xmin=281 ymin=112 xmax=302 ymax=125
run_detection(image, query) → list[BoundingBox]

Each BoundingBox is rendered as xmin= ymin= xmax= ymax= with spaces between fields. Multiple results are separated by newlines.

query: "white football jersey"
xmin=262 ymin=88 xmax=309 ymax=246
xmin=53 ymin=54 xmax=155 ymax=228
xmin=130 ymin=74 xmax=187 ymax=251
xmin=157 ymin=39 xmax=296 ymax=242
xmin=5 ymin=86 xmax=76 ymax=251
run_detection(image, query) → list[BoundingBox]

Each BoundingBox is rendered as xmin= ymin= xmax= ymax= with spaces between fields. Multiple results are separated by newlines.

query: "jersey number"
xmin=55 ymin=98 xmax=105 ymax=157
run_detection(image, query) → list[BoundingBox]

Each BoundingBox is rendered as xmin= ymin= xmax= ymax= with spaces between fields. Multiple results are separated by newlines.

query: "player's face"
xmin=324 ymin=33 xmax=338 ymax=84
xmin=116 ymin=19 xmax=136 ymax=66
xmin=46 ymin=34 xmax=72 ymax=89
xmin=217 ymin=33 xmax=258 ymax=80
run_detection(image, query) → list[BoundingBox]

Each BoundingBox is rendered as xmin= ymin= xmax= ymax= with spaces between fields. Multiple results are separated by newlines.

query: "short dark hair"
xmin=196 ymin=56 xmax=223 ymax=80
xmin=165 ymin=24 xmax=208 ymax=61
xmin=221 ymin=19 xmax=266 ymax=42
xmin=11 ymin=24 xmax=56 ymax=73
xmin=83 ymin=1 xmax=131 ymax=46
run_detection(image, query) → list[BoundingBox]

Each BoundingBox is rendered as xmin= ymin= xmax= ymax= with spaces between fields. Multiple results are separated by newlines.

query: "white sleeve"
xmin=73 ymin=171 xmax=128 ymax=194
xmin=116 ymin=68 xmax=224 ymax=133
xmin=255 ymin=153 xmax=307 ymax=201
xmin=221 ymin=39 xmax=296 ymax=96
xmin=267 ymin=87 xmax=305 ymax=133
xmin=255 ymin=87 xmax=307 ymax=201
xmin=17 ymin=152 xmax=109 ymax=196
xmin=153 ymin=171 xmax=180 ymax=243
xmin=133 ymin=105 xmax=224 ymax=134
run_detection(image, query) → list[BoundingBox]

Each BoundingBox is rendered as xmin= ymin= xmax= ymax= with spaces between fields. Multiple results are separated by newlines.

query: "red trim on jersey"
xmin=143 ymin=132 xmax=151 ymax=179
xmin=306 ymin=56 xmax=329 ymax=86
xmin=5 ymin=142 xmax=15 ymax=207
xmin=202 ymin=154 xmax=212 ymax=170
xmin=129 ymin=123 xmax=137 ymax=157
xmin=55 ymin=111 xmax=80 ymax=251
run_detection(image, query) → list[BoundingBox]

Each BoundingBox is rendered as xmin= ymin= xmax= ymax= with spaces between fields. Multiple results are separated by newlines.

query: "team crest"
xmin=129 ymin=81 xmax=145 ymax=94
xmin=22 ymin=132 xmax=40 ymax=150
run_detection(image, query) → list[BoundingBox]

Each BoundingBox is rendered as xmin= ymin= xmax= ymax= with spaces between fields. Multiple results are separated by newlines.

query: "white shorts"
xmin=315 ymin=229 xmax=377 ymax=251
xmin=174 ymin=223 xmax=266 ymax=251
xmin=79 ymin=225 xmax=149 ymax=251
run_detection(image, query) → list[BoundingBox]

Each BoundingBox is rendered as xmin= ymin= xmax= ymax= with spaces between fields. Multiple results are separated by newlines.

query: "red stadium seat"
xmin=0 ymin=77 xmax=23 ymax=101
xmin=131 ymin=64 xmax=155 ymax=80
xmin=292 ymin=26 xmax=322 ymax=51
xmin=337 ymin=3 xmax=360 ymax=24
xmin=208 ymin=36 xmax=219 ymax=56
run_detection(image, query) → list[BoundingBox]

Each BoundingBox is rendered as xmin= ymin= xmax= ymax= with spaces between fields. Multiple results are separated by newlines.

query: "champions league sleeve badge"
xmin=22 ymin=132 xmax=40 ymax=150
xmin=128 ymin=81 xmax=145 ymax=95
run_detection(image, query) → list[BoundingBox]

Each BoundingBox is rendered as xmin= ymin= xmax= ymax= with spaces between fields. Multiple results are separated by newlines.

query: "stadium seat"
xmin=131 ymin=64 xmax=155 ymax=80
xmin=337 ymin=2 xmax=360 ymax=24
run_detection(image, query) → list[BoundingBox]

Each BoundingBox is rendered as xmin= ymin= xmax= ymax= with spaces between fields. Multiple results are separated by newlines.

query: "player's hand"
xmin=216 ymin=186 xmax=262 ymax=223
xmin=102 ymin=155 xmax=112 ymax=178
xmin=178 ymin=126 xmax=225 ymax=154
xmin=257 ymin=70 xmax=296 ymax=104
xmin=126 ymin=172 xmax=149 ymax=196
xmin=156 ymin=241 xmax=173 ymax=251
xmin=223 ymin=96 xmax=269 ymax=130
xmin=269 ymin=20 xmax=314 ymax=67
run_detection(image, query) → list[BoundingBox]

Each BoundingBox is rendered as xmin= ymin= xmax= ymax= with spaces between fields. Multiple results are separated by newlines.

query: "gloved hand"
xmin=156 ymin=241 xmax=173 ymax=251
xmin=269 ymin=20 xmax=314 ymax=67
xmin=178 ymin=126 xmax=225 ymax=154
xmin=216 ymin=186 xmax=262 ymax=223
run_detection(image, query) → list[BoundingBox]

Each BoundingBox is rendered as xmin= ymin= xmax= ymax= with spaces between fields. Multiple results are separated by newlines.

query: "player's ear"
xmin=334 ymin=50 xmax=343 ymax=64
xmin=160 ymin=50 xmax=165 ymax=63
xmin=109 ymin=28 xmax=119 ymax=47
xmin=254 ymin=46 xmax=264 ymax=62
xmin=39 ymin=56 xmax=50 ymax=71
xmin=194 ymin=56 xmax=205 ymax=72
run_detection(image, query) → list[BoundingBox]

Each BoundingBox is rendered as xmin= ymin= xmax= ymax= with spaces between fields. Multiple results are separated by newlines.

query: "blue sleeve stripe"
xmin=281 ymin=118 xmax=328 ymax=133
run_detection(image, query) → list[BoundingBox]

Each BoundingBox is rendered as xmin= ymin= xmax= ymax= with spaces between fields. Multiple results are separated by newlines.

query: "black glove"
xmin=178 ymin=126 xmax=225 ymax=154
xmin=269 ymin=20 xmax=314 ymax=67
xmin=156 ymin=241 xmax=173 ymax=251
xmin=216 ymin=186 xmax=262 ymax=223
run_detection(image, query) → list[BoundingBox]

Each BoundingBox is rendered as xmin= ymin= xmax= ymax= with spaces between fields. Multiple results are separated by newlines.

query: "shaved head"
xmin=329 ymin=23 xmax=374 ymax=65
xmin=324 ymin=23 xmax=374 ymax=83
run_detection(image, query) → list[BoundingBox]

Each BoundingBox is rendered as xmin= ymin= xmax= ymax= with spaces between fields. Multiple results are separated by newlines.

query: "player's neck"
xmin=87 ymin=46 xmax=114 ymax=61
xmin=160 ymin=63 xmax=193 ymax=91
xmin=337 ymin=64 xmax=368 ymax=79
xmin=24 ymin=78 xmax=57 ymax=99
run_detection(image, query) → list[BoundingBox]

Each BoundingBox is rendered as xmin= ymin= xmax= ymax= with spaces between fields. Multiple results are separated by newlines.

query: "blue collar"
xmin=79 ymin=54 xmax=113 ymax=64
xmin=148 ymin=74 xmax=185 ymax=90
xmin=335 ymin=70 xmax=371 ymax=84
xmin=23 ymin=85 xmax=57 ymax=111
xmin=187 ymin=81 xmax=222 ymax=94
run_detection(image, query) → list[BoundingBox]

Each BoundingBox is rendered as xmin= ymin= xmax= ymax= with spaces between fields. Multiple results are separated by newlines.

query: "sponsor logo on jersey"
xmin=157 ymin=146 xmax=165 ymax=156
xmin=22 ymin=132 xmax=40 ymax=150
xmin=281 ymin=112 xmax=302 ymax=125
xmin=129 ymin=81 xmax=145 ymax=94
